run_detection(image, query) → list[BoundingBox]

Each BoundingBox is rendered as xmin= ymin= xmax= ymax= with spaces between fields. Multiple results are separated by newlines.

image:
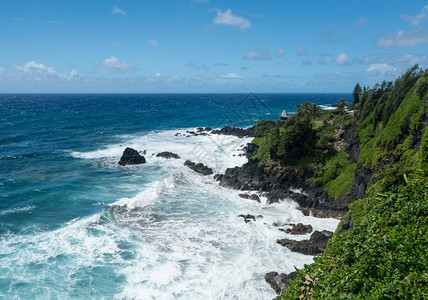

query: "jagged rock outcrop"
xmin=277 ymin=230 xmax=333 ymax=255
xmin=282 ymin=223 xmax=313 ymax=235
xmin=238 ymin=214 xmax=257 ymax=223
xmin=156 ymin=152 xmax=180 ymax=159
xmin=243 ymin=142 xmax=259 ymax=160
xmin=265 ymin=271 xmax=297 ymax=295
xmin=214 ymin=160 xmax=346 ymax=214
xmin=341 ymin=121 xmax=360 ymax=163
xmin=211 ymin=125 xmax=255 ymax=138
xmin=118 ymin=148 xmax=146 ymax=166
xmin=184 ymin=160 xmax=213 ymax=175
xmin=238 ymin=193 xmax=261 ymax=202
xmin=352 ymin=164 xmax=372 ymax=199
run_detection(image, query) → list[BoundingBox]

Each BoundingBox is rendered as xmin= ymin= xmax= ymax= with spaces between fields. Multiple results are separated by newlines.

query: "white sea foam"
xmin=0 ymin=205 xmax=36 ymax=216
xmin=319 ymin=104 xmax=336 ymax=111
xmin=110 ymin=180 xmax=164 ymax=209
xmin=70 ymin=128 xmax=251 ymax=174
xmin=1 ymin=128 xmax=341 ymax=299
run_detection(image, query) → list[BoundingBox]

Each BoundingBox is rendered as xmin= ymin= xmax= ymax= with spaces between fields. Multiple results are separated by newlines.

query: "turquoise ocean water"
xmin=0 ymin=94 xmax=348 ymax=299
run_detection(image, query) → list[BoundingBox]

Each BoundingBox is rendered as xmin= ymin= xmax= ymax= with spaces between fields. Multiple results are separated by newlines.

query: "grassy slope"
xmin=314 ymin=150 xmax=356 ymax=200
xmin=275 ymin=81 xmax=428 ymax=299
xmin=358 ymin=89 xmax=425 ymax=194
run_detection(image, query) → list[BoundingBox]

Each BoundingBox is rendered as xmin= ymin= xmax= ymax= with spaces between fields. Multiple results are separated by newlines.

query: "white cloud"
xmin=14 ymin=61 xmax=78 ymax=81
xmin=221 ymin=73 xmax=243 ymax=79
xmin=401 ymin=5 xmax=428 ymax=26
xmin=376 ymin=29 xmax=428 ymax=48
xmin=111 ymin=6 xmax=126 ymax=16
xmin=12 ymin=17 xmax=23 ymax=21
xmin=367 ymin=64 xmax=397 ymax=75
xmin=336 ymin=52 xmax=349 ymax=65
xmin=96 ymin=56 xmax=136 ymax=73
xmin=276 ymin=48 xmax=285 ymax=57
xmin=296 ymin=46 xmax=307 ymax=56
xmin=320 ymin=55 xmax=333 ymax=64
xmin=213 ymin=9 xmax=250 ymax=30
xmin=353 ymin=17 xmax=368 ymax=26
xmin=244 ymin=48 xmax=271 ymax=61
xmin=155 ymin=72 xmax=162 ymax=77
xmin=394 ymin=54 xmax=428 ymax=67
xmin=147 ymin=39 xmax=158 ymax=47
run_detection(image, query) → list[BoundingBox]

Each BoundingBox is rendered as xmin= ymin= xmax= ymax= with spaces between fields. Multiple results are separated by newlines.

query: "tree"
xmin=308 ymin=102 xmax=322 ymax=127
xmin=337 ymin=98 xmax=347 ymax=115
xmin=352 ymin=83 xmax=362 ymax=108
xmin=296 ymin=101 xmax=321 ymax=128
xmin=416 ymin=77 xmax=428 ymax=99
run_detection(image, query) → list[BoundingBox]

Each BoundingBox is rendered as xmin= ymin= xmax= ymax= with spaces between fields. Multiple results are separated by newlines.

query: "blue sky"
xmin=1 ymin=0 xmax=428 ymax=93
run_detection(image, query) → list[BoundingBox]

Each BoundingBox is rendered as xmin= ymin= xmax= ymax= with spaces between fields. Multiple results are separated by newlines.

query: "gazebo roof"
xmin=280 ymin=109 xmax=289 ymax=118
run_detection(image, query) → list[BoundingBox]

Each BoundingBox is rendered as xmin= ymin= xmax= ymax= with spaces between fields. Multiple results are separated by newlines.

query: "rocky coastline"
xmin=205 ymin=125 xmax=355 ymax=295
xmin=120 ymin=124 xmax=356 ymax=296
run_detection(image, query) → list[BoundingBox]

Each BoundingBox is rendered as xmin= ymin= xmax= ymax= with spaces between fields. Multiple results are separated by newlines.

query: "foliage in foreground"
xmin=278 ymin=172 xmax=428 ymax=299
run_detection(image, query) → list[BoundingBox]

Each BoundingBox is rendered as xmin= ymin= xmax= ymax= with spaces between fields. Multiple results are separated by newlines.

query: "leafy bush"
xmin=254 ymin=119 xmax=277 ymax=137
xmin=278 ymin=172 xmax=428 ymax=299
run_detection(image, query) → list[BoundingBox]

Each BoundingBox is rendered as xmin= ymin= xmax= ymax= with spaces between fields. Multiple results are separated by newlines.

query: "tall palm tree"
xmin=308 ymin=102 xmax=322 ymax=126
xmin=296 ymin=101 xmax=322 ymax=128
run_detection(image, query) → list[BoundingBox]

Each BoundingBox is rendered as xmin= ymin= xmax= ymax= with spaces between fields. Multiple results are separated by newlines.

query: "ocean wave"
xmin=0 ymin=205 xmax=36 ymax=216
xmin=110 ymin=179 xmax=168 ymax=209
xmin=70 ymin=128 xmax=251 ymax=174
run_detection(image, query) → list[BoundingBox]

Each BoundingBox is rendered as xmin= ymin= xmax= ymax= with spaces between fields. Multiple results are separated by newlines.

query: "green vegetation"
xmin=315 ymin=150 xmax=356 ymax=199
xmin=252 ymin=100 xmax=353 ymax=196
xmin=269 ymin=65 xmax=428 ymax=299
xmin=277 ymin=172 xmax=428 ymax=300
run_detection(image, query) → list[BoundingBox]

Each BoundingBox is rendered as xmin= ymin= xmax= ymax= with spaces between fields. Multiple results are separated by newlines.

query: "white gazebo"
xmin=279 ymin=109 xmax=289 ymax=121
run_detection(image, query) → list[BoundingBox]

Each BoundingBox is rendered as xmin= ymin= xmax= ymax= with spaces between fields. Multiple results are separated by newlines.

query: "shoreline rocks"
xmin=156 ymin=151 xmax=180 ymax=159
xmin=118 ymin=147 xmax=146 ymax=166
xmin=238 ymin=214 xmax=256 ymax=223
xmin=211 ymin=125 xmax=255 ymax=138
xmin=184 ymin=160 xmax=213 ymax=175
xmin=214 ymin=158 xmax=352 ymax=215
xmin=277 ymin=230 xmax=333 ymax=255
xmin=238 ymin=193 xmax=261 ymax=202
xmin=280 ymin=223 xmax=313 ymax=235
xmin=265 ymin=271 xmax=297 ymax=295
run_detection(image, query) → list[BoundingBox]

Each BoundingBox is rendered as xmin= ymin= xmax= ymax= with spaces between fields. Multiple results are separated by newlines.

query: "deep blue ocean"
xmin=0 ymin=93 xmax=348 ymax=299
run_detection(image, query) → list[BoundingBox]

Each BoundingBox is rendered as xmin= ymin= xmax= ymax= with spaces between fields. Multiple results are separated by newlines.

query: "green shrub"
xmin=278 ymin=172 xmax=428 ymax=300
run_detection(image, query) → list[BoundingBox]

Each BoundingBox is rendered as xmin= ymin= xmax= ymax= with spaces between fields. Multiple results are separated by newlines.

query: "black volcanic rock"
xmin=265 ymin=271 xmax=297 ymax=295
xmin=283 ymin=223 xmax=313 ymax=235
xmin=211 ymin=125 xmax=255 ymax=138
xmin=118 ymin=147 xmax=146 ymax=166
xmin=184 ymin=160 xmax=213 ymax=175
xmin=238 ymin=214 xmax=256 ymax=223
xmin=277 ymin=230 xmax=333 ymax=255
xmin=156 ymin=151 xmax=180 ymax=159
xmin=238 ymin=193 xmax=261 ymax=202
xmin=214 ymin=159 xmax=351 ymax=214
